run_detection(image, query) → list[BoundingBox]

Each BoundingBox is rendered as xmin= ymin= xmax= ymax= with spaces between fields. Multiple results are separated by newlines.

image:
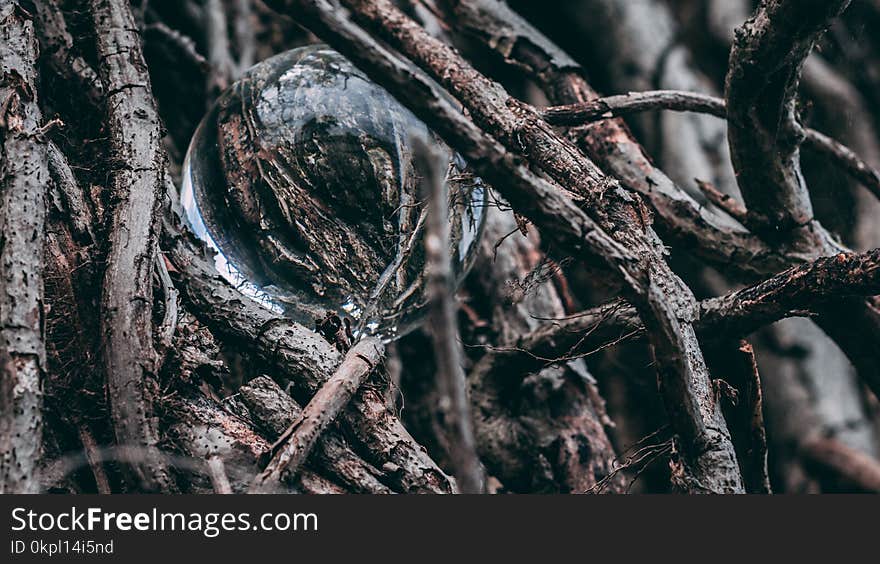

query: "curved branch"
xmin=724 ymin=0 xmax=852 ymax=234
xmin=542 ymin=90 xmax=880 ymax=203
xmin=495 ymin=248 xmax=880 ymax=373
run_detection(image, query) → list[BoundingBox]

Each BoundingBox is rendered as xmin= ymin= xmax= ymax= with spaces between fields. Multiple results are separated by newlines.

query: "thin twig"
xmin=91 ymin=0 xmax=172 ymax=491
xmin=542 ymin=89 xmax=880 ymax=203
xmin=251 ymin=337 xmax=384 ymax=490
xmin=419 ymin=140 xmax=484 ymax=494
xmin=155 ymin=252 xmax=179 ymax=351
xmin=483 ymin=247 xmax=880 ymax=384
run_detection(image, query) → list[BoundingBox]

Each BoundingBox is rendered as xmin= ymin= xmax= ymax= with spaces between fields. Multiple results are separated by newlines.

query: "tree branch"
xmin=239 ymin=376 xmax=393 ymax=494
xmin=0 ymin=0 xmax=48 ymax=494
xmin=486 ymin=248 xmax=880 ymax=378
xmin=269 ymin=0 xmax=744 ymax=493
xmin=252 ymin=337 xmax=384 ymax=490
xmin=164 ymin=206 xmax=453 ymax=493
xmin=91 ymin=0 xmax=171 ymax=491
xmin=434 ymin=0 xmax=789 ymax=279
xmin=542 ymin=90 xmax=880 ymax=203
xmin=705 ymin=341 xmax=771 ymax=494
xmin=420 ymin=141 xmax=484 ymax=493
xmin=725 ymin=0 xmax=852 ymax=235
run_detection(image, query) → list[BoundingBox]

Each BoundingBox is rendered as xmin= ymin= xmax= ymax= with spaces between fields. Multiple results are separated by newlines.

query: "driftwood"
xmin=4 ymin=0 xmax=880 ymax=494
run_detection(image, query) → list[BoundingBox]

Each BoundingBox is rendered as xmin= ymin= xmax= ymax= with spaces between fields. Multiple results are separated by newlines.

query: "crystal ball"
xmin=181 ymin=45 xmax=486 ymax=340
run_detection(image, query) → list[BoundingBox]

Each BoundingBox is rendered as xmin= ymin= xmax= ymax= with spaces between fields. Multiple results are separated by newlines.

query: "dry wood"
xmin=239 ymin=376 xmax=392 ymax=494
xmin=91 ymin=0 xmax=171 ymax=491
xmin=489 ymin=248 xmax=880 ymax=373
xmin=420 ymin=142 xmax=484 ymax=494
xmin=725 ymin=0 xmax=852 ymax=236
xmin=542 ymin=90 xmax=880 ymax=203
xmin=164 ymin=214 xmax=453 ymax=493
xmin=705 ymin=341 xmax=771 ymax=494
xmin=0 ymin=1 xmax=48 ymax=494
xmin=272 ymin=0 xmax=743 ymax=493
xmin=17 ymin=0 xmax=880 ymax=496
xmin=435 ymin=0 xmax=787 ymax=279
xmin=466 ymin=207 xmax=623 ymax=493
xmin=252 ymin=337 xmax=384 ymax=490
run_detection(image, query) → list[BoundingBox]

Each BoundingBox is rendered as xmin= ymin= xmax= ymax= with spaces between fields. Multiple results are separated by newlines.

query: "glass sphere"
xmin=181 ymin=45 xmax=486 ymax=341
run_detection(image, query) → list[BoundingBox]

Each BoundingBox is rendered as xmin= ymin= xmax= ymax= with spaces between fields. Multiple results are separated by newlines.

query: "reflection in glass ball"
xmin=181 ymin=45 xmax=486 ymax=341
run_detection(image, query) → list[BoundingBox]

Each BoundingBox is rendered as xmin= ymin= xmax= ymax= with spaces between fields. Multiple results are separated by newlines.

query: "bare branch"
xmin=543 ymin=90 xmax=727 ymax=125
xmin=239 ymin=376 xmax=393 ymax=494
xmin=91 ymin=0 xmax=172 ymax=491
xmin=164 ymin=210 xmax=453 ymax=492
xmin=252 ymin=337 xmax=384 ymax=490
xmin=542 ymin=90 xmax=880 ymax=203
xmin=0 ymin=1 xmax=48 ymax=494
xmin=699 ymin=250 xmax=880 ymax=335
xmin=491 ymin=248 xmax=880 ymax=377
xmin=267 ymin=0 xmax=744 ymax=493
xmin=434 ymin=0 xmax=788 ymax=279
xmin=725 ymin=0 xmax=852 ymax=235
xmin=420 ymin=141 xmax=484 ymax=494
xmin=705 ymin=341 xmax=771 ymax=494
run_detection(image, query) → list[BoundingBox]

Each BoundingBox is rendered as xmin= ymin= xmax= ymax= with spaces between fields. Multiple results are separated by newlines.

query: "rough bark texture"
xmin=465 ymin=206 xmax=622 ymax=493
xmin=164 ymin=211 xmax=454 ymax=493
xmin=14 ymin=0 xmax=880 ymax=495
xmin=91 ymin=0 xmax=171 ymax=491
xmin=253 ymin=337 xmax=385 ymax=489
xmin=725 ymin=0 xmax=852 ymax=237
xmin=239 ymin=376 xmax=392 ymax=494
xmin=0 ymin=1 xmax=48 ymax=494
xmin=289 ymin=0 xmax=742 ymax=493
